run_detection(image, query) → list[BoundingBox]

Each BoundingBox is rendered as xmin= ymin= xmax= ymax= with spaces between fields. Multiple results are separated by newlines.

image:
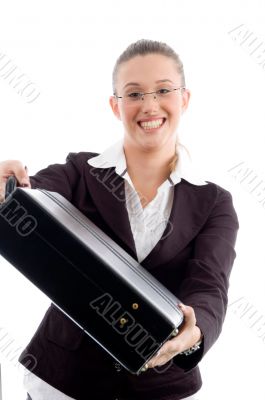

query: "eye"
xmin=127 ymin=92 xmax=142 ymax=99
xmin=157 ymin=88 xmax=171 ymax=95
xmin=126 ymin=92 xmax=143 ymax=100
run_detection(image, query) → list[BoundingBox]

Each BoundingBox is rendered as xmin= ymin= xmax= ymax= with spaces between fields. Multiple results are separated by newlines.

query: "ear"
xmin=181 ymin=88 xmax=191 ymax=113
xmin=109 ymin=96 xmax=121 ymax=120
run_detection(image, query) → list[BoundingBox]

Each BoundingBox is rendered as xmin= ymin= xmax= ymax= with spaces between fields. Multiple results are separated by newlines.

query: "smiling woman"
xmin=109 ymin=47 xmax=191 ymax=204
xmin=0 ymin=39 xmax=239 ymax=400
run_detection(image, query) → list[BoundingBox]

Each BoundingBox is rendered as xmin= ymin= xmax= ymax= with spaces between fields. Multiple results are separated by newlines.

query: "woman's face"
xmin=109 ymin=53 xmax=190 ymax=152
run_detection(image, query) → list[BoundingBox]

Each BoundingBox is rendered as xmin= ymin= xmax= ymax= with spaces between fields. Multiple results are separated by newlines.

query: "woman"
xmin=0 ymin=39 xmax=239 ymax=400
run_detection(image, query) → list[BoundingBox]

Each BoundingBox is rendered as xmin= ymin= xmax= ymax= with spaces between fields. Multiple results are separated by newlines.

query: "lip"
xmin=137 ymin=116 xmax=166 ymax=123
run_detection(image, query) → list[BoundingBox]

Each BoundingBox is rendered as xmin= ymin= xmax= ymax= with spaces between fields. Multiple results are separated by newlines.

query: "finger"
xmin=179 ymin=303 xmax=196 ymax=327
xmin=159 ymin=317 xmax=196 ymax=354
xmin=148 ymin=350 xmax=180 ymax=369
xmin=148 ymin=305 xmax=200 ymax=365
xmin=155 ymin=350 xmax=161 ymax=357
xmin=0 ymin=161 xmax=31 ymax=202
xmin=13 ymin=164 xmax=31 ymax=187
xmin=145 ymin=350 xmax=160 ymax=367
xmin=0 ymin=184 xmax=5 ymax=203
xmin=0 ymin=175 xmax=10 ymax=203
xmin=149 ymin=335 xmax=183 ymax=358
xmin=0 ymin=160 xmax=30 ymax=186
xmin=147 ymin=353 xmax=171 ymax=369
xmin=158 ymin=338 xmax=184 ymax=356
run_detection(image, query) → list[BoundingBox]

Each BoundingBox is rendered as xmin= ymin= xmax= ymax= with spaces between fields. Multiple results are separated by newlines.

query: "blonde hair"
xmin=169 ymin=141 xmax=191 ymax=173
xmin=169 ymin=149 xmax=179 ymax=173
xmin=112 ymin=39 xmax=185 ymax=95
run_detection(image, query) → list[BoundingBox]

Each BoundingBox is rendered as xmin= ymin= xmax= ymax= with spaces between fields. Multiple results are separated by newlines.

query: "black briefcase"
xmin=0 ymin=179 xmax=184 ymax=374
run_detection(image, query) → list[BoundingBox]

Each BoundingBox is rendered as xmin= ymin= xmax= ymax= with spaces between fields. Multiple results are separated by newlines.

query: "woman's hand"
xmin=146 ymin=303 xmax=202 ymax=369
xmin=0 ymin=160 xmax=31 ymax=202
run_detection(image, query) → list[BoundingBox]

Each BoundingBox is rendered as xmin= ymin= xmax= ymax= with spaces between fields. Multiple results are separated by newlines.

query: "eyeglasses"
xmin=114 ymin=86 xmax=185 ymax=106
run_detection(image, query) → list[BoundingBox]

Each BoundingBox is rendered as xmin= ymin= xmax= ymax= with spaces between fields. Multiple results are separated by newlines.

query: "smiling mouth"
xmin=137 ymin=118 xmax=166 ymax=131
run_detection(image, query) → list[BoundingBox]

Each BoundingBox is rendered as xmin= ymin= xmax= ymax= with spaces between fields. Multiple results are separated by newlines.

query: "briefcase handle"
xmin=5 ymin=175 xmax=18 ymax=200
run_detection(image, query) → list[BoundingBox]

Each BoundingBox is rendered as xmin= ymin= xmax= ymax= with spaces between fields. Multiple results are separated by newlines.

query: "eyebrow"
xmin=122 ymin=79 xmax=174 ymax=90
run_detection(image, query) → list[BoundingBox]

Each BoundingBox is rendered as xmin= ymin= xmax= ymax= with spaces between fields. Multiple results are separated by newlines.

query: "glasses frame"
xmin=114 ymin=86 xmax=186 ymax=102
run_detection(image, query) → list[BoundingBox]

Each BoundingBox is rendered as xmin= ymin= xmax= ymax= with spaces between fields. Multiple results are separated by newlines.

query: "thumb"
xmin=16 ymin=166 xmax=31 ymax=187
xmin=178 ymin=303 xmax=196 ymax=327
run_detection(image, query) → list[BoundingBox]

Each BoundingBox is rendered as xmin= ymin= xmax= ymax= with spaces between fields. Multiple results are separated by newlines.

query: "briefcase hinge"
xmin=171 ymin=328 xmax=179 ymax=336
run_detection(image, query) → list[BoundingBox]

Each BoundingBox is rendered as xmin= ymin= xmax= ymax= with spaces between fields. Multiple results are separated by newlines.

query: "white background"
xmin=0 ymin=1 xmax=265 ymax=399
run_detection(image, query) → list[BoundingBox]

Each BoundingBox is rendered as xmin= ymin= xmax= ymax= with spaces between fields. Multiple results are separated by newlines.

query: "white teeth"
xmin=139 ymin=118 xmax=164 ymax=129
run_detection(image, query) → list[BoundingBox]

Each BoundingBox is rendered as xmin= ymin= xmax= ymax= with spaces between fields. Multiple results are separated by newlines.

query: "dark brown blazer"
xmin=18 ymin=151 xmax=239 ymax=400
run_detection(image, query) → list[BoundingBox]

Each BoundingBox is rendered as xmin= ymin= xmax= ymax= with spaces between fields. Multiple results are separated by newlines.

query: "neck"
xmin=123 ymin=139 xmax=177 ymax=188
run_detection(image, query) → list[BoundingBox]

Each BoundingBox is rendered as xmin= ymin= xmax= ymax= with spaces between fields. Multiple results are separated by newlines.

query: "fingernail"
xmin=21 ymin=180 xmax=30 ymax=187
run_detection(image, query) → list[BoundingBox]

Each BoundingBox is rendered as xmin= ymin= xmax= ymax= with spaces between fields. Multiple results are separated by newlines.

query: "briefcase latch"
xmin=119 ymin=317 xmax=128 ymax=326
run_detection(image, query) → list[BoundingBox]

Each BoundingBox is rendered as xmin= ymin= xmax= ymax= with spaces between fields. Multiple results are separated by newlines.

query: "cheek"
xmin=167 ymin=104 xmax=182 ymax=120
xmin=120 ymin=107 xmax=136 ymax=124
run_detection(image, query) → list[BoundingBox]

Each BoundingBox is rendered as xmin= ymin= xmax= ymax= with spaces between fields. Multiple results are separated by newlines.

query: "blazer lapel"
xmin=86 ymin=165 xmax=217 ymax=271
xmin=141 ymin=179 xmax=217 ymax=270
xmin=85 ymin=165 xmax=138 ymax=260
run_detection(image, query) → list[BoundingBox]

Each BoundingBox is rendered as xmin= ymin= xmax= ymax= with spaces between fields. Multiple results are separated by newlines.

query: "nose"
xmin=140 ymin=92 xmax=159 ymax=112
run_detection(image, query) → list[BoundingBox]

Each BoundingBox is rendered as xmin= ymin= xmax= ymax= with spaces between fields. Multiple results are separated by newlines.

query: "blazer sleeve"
xmin=173 ymin=185 xmax=239 ymax=371
xmin=28 ymin=153 xmax=81 ymax=201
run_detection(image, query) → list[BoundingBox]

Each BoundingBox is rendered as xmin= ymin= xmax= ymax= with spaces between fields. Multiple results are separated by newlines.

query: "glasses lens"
xmin=127 ymin=92 xmax=143 ymax=105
